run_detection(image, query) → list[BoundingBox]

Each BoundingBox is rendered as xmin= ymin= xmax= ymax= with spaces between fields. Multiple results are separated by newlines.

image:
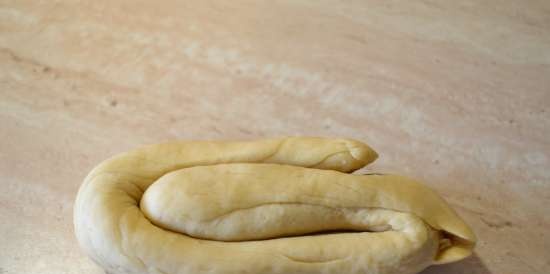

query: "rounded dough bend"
xmin=74 ymin=137 xmax=476 ymax=274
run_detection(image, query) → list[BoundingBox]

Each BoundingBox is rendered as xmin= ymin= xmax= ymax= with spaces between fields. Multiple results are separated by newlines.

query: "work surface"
xmin=1 ymin=1 xmax=549 ymax=274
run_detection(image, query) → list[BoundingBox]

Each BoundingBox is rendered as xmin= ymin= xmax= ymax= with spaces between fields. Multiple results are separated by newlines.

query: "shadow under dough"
xmin=104 ymin=254 xmax=491 ymax=274
xmin=420 ymin=253 xmax=492 ymax=274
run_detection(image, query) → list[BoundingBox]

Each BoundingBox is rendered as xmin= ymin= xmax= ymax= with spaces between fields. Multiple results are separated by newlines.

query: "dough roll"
xmin=73 ymin=137 xmax=476 ymax=274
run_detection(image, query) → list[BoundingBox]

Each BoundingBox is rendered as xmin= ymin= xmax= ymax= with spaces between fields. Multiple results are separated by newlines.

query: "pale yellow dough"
xmin=74 ymin=137 xmax=476 ymax=274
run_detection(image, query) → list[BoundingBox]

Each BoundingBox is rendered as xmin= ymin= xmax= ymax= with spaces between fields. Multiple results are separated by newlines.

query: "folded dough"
xmin=74 ymin=137 xmax=476 ymax=274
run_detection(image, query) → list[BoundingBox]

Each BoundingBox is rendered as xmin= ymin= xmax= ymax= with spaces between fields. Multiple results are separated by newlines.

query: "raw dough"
xmin=74 ymin=137 xmax=476 ymax=274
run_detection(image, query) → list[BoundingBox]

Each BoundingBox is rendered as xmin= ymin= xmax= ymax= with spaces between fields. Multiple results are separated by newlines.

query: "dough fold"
xmin=74 ymin=137 xmax=475 ymax=274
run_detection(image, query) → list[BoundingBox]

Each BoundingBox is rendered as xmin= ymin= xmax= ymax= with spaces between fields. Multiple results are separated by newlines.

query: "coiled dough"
xmin=73 ymin=137 xmax=476 ymax=274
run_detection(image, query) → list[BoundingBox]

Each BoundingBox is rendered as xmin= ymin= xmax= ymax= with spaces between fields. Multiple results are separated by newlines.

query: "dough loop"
xmin=74 ymin=137 xmax=475 ymax=274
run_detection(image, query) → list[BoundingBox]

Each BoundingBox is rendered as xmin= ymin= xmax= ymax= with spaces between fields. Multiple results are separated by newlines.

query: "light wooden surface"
xmin=1 ymin=1 xmax=549 ymax=274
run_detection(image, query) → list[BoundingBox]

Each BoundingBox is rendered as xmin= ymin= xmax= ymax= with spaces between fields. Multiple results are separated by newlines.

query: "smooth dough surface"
xmin=73 ymin=137 xmax=476 ymax=274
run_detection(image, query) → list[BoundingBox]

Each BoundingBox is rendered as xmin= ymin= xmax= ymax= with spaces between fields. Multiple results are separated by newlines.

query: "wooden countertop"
xmin=1 ymin=1 xmax=549 ymax=273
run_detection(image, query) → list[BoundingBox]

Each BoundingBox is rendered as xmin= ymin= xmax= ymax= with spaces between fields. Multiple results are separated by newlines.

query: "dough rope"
xmin=74 ymin=137 xmax=476 ymax=274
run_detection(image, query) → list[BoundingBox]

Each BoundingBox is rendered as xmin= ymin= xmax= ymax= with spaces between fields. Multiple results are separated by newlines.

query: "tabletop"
xmin=1 ymin=1 xmax=549 ymax=274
